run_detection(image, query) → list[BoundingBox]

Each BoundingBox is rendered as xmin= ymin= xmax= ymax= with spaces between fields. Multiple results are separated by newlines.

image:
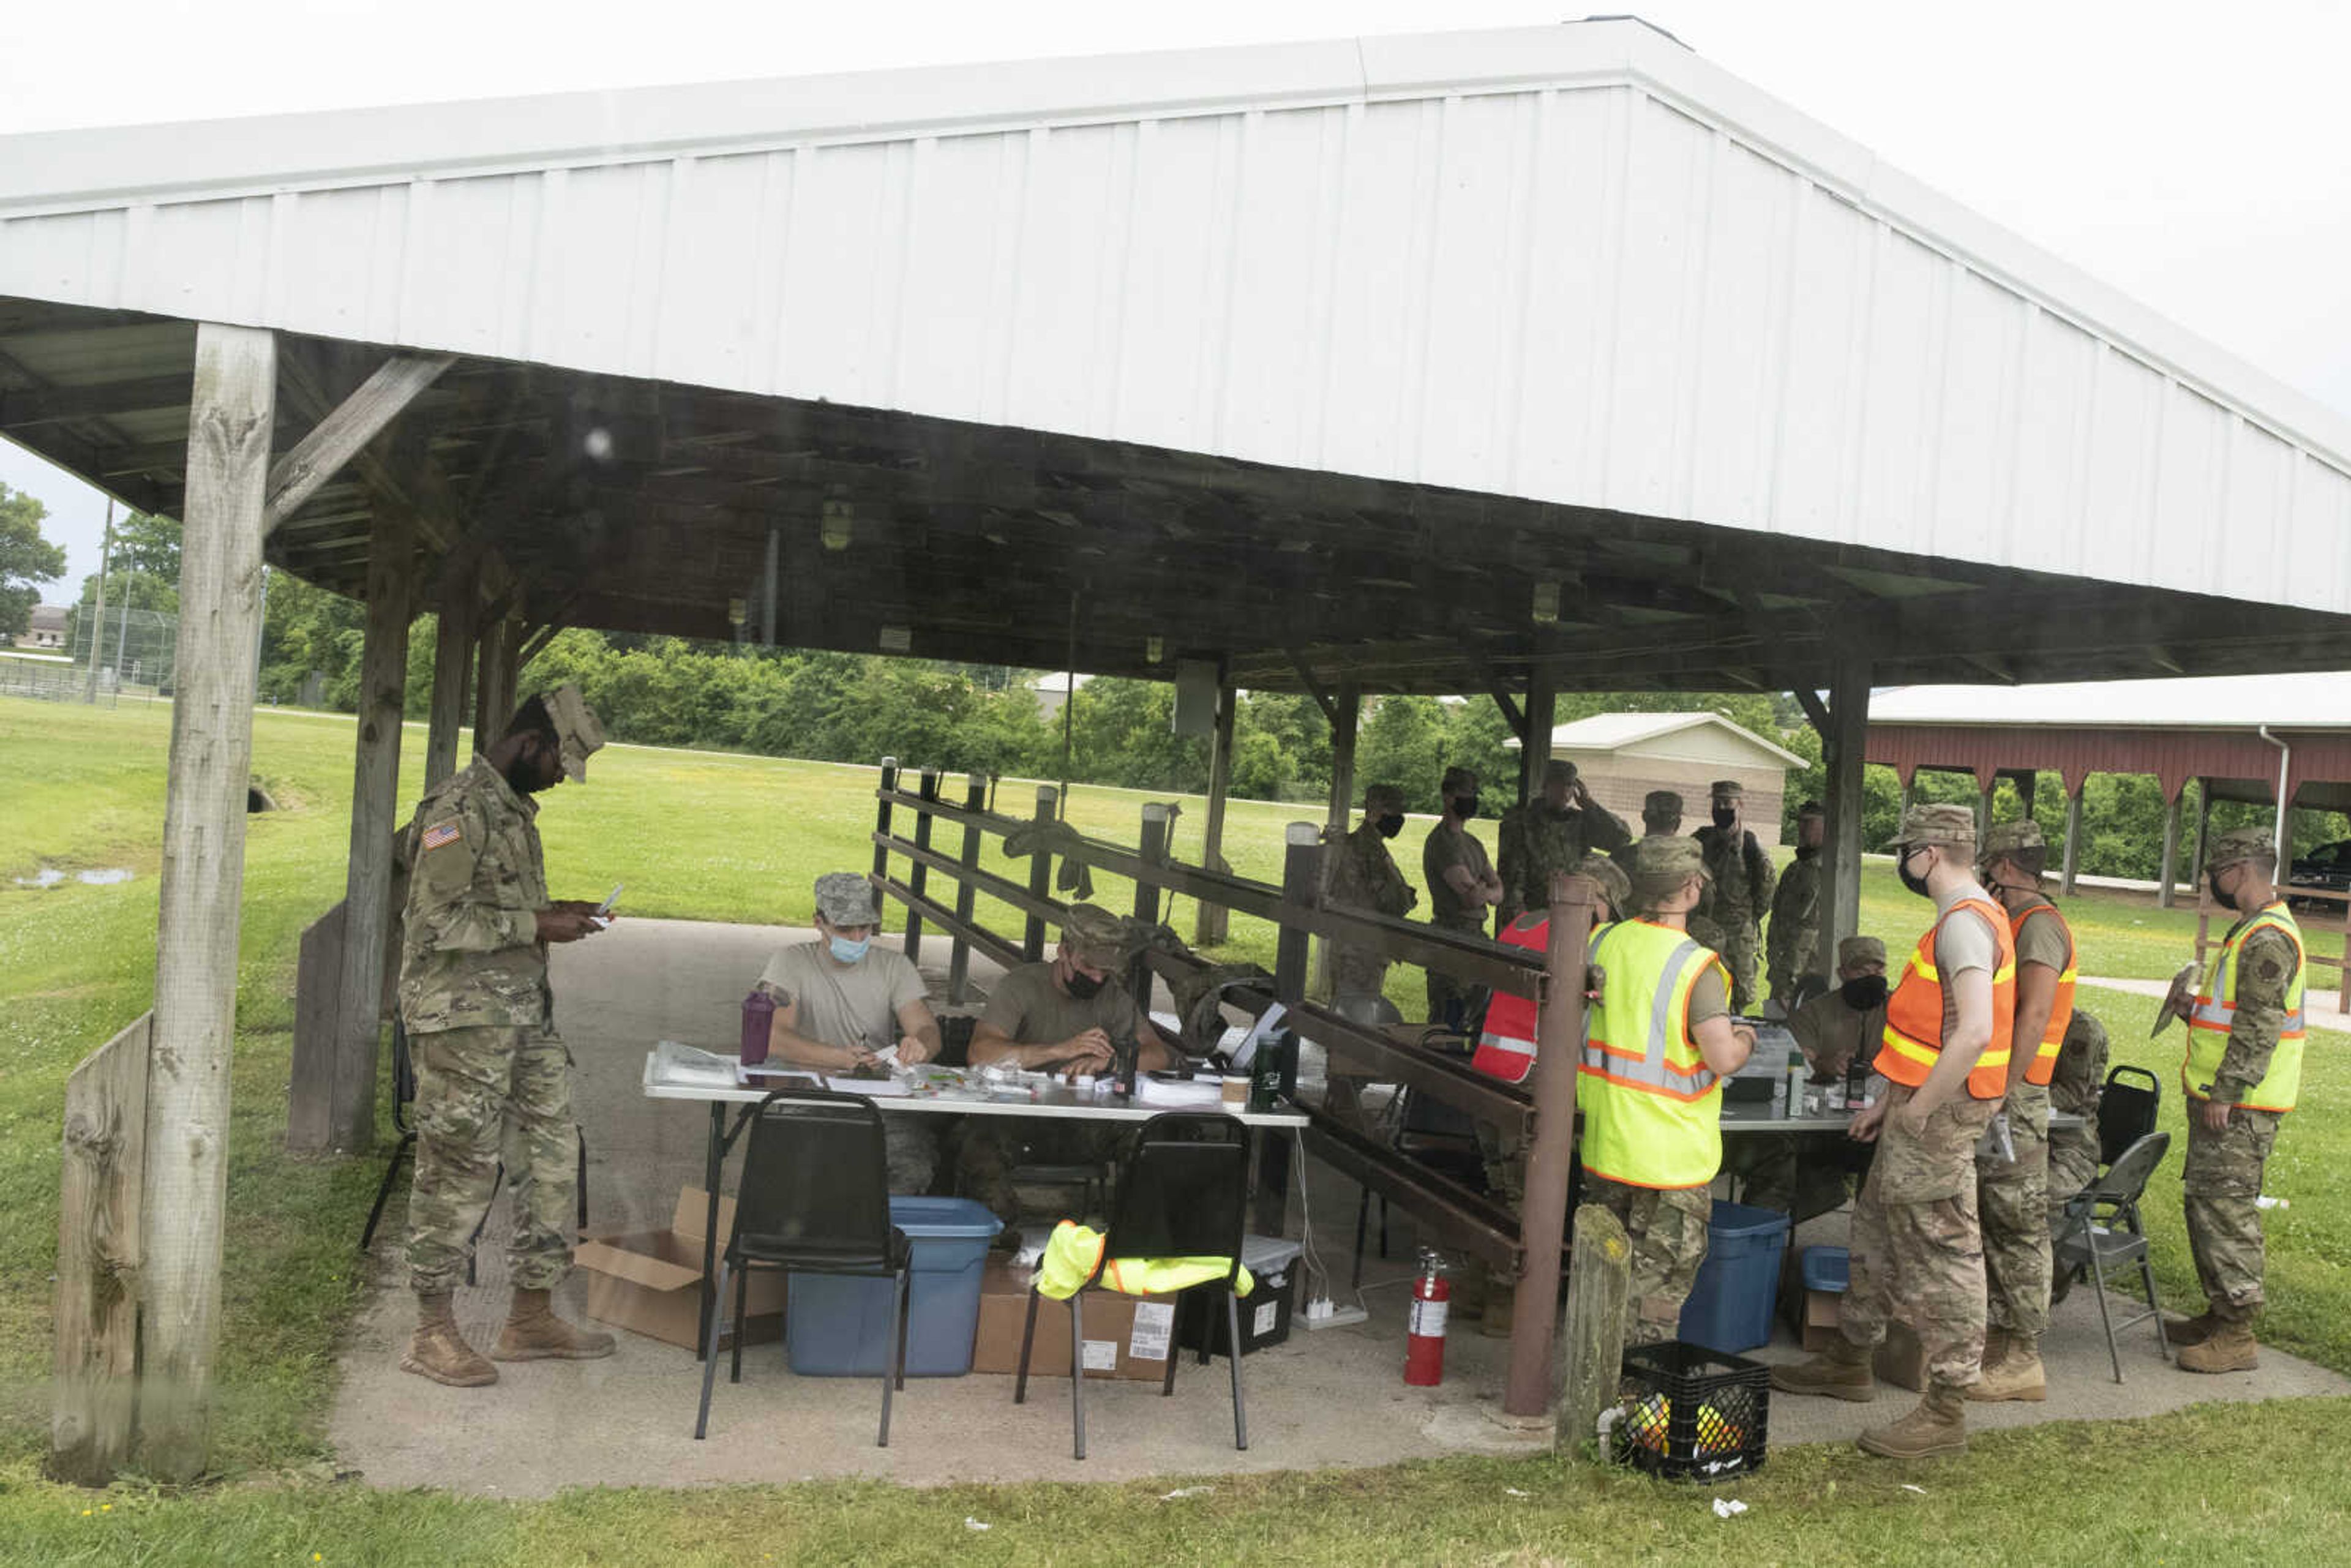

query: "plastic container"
xmin=1799 ymin=1245 xmax=1849 ymax=1295
xmin=786 ymin=1196 xmax=1003 ymax=1377
xmin=1675 ymin=1200 xmax=1791 ymax=1354
xmin=740 ymin=989 xmax=775 ymax=1064
xmin=1179 ymin=1235 xmax=1302 ymax=1357
xmin=1614 ymin=1341 xmax=1769 ymax=1482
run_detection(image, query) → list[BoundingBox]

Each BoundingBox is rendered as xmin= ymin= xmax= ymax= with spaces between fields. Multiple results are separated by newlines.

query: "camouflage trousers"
xmin=1330 ymin=948 xmax=1392 ymax=1002
xmin=956 ymin=1119 xmax=1126 ymax=1232
xmin=1423 ymin=919 xmax=1485 ymax=1028
xmin=1975 ymin=1084 xmax=2051 ymax=1343
xmin=1838 ymin=1092 xmax=1998 ymax=1390
xmin=2045 ymin=1122 xmax=2100 ymax=1229
xmin=2184 ymin=1104 xmax=2283 ymax=1322
xmin=1714 ymin=921 xmax=1760 ymax=1015
xmin=1586 ymin=1176 xmax=1713 ymax=1346
xmin=1473 ymin=1119 xmax=1527 ymax=1217
xmin=407 ymin=1023 xmax=578 ymax=1294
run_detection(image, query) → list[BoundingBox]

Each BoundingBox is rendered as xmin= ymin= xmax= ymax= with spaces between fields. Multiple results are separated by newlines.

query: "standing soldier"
xmin=1325 ymin=782 xmax=1419 ymax=1003
xmin=1694 ymin=779 xmax=1776 ymax=1013
xmin=1766 ymin=801 xmax=1828 ymax=1009
xmin=1773 ymin=804 xmax=2010 ymax=1459
xmin=399 ymin=686 xmax=617 ymax=1387
xmin=1421 ymin=765 xmax=1502 ymax=1027
xmin=1613 ymin=790 xmax=1685 ymax=871
xmin=2044 ymin=1010 xmax=2110 ymax=1226
xmin=2167 ymin=827 xmax=2306 ymax=1373
xmin=1497 ymin=757 xmax=1631 ymax=923
xmin=1970 ymin=820 xmax=2076 ymax=1403
xmin=1574 ymin=838 xmax=1755 ymax=1344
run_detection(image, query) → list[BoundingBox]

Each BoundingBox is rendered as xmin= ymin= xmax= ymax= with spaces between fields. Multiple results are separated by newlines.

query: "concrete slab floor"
xmin=328 ymin=918 xmax=2351 ymax=1495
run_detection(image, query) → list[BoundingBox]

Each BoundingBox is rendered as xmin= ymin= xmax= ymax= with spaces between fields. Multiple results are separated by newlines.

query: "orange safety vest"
xmin=1879 ymin=896 xmax=2015 ymax=1100
xmin=2011 ymin=901 xmax=2077 ymax=1088
xmin=1472 ymin=917 xmax=1553 ymax=1084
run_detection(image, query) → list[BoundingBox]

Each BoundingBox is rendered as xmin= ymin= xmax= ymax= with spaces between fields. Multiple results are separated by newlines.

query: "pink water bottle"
xmin=740 ymin=989 xmax=775 ymax=1064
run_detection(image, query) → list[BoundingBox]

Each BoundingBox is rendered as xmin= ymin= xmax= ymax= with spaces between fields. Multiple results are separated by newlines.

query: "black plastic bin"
xmin=1613 ymin=1341 xmax=1769 ymax=1483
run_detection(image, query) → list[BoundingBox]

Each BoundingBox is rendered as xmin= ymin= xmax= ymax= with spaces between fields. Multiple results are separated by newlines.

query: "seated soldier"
xmin=754 ymin=872 xmax=942 ymax=1192
xmin=957 ymin=904 xmax=1178 ymax=1237
xmin=2045 ymin=1007 xmax=2110 ymax=1222
xmin=1728 ymin=935 xmax=1889 ymax=1221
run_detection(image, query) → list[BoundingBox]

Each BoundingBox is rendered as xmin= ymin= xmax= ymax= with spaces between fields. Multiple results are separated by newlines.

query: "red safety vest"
xmin=1879 ymin=896 xmax=2016 ymax=1101
xmin=1471 ymin=916 xmax=1551 ymax=1084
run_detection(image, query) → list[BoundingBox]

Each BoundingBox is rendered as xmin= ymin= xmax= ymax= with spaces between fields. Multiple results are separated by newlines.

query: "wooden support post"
xmin=1130 ymin=803 xmax=1173 ymax=1003
xmin=1505 ymin=870 xmax=1597 ymax=1419
xmin=2192 ymin=780 xmax=2213 ymax=891
xmin=51 ymin=1013 xmax=152 ymax=1486
xmin=1274 ymin=823 xmax=1321 ymax=1009
xmin=872 ymin=758 xmax=899 ymax=885
xmin=1311 ymin=683 xmax=1360 ymax=1001
xmin=424 ymin=579 xmax=473 ymax=789
xmin=948 ymin=772 xmax=987 ymax=1004
xmin=2017 ymin=770 xmax=2038 ymax=817
xmin=1898 ymin=778 xmax=1914 ymax=820
xmin=905 ymin=766 xmax=939 ymax=965
xmin=472 ymin=613 xmax=515 ymax=746
xmin=324 ymin=505 xmax=415 ymax=1153
xmin=1556 ymin=1202 xmax=1632 ymax=1460
xmin=1976 ymin=778 xmax=1997 ymax=841
xmin=1196 ymin=684 xmax=1236 ymax=947
xmin=1024 ymin=785 xmax=1059 ymax=962
xmin=2061 ymin=786 xmax=2086 ymax=896
xmin=1520 ymin=670 xmax=1557 ymax=808
xmin=141 ymin=321 xmax=274 ymax=1481
xmin=1816 ymin=658 xmax=1870 ymax=979
xmin=2159 ymin=789 xmax=2186 ymax=909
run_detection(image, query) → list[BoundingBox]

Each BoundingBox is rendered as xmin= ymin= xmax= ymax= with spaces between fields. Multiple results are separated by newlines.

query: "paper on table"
xmin=653 ymin=1040 xmax=741 ymax=1089
xmin=828 ymin=1075 xmax=913 ymax=1097
xmin=1134 ymin=1076 xmax=1226 ymax=1109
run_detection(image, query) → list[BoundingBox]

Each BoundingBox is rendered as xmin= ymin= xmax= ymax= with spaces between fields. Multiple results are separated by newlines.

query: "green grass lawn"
xmin=5 ymin=693 xmax=2351 ymax=1563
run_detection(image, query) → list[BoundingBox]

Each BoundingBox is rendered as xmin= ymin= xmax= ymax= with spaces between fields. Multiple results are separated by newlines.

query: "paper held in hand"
xmin=2151 ymin=962 xmax=2200 ymax=1038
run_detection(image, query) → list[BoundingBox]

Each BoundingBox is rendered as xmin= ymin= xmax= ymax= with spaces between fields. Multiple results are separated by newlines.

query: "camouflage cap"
xmin=2204 ymin=826 xmax=2277 ymax=873
xmin=541 ymin=684 xmax=606 ymax=783
xmin=1628 ymin=835 xmax=1709 ymax=905
xmin=1576 ymin=853 xmax=1632 ymax=914
xmin=1978 ymin=819 xmax=2045 ymax=866
xmin=1542 ymin=756 xmax=1577 ymax=785
xmin=1709 ymin=779 xmax=1745 ymax=800
xmin=1881 ymin=801 xmax=1976 ymax=852
xmin=1439 ymin=765 xmax=1480 ymax=795
xmin=1643 ymin=789 xmax=1684 ymax=817
xmin=1059 ymin=902 xmax=1130 ymax=967
xmin=1363 ymin=782 xmax=1405 ymax=813
xmin=1837 ymin=935 xmax=1888 ymax=970
xmin=813 ymin=871 xmax=881 ymax=927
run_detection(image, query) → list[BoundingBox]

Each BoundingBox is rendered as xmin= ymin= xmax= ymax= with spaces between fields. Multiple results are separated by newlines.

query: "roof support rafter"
xmin=262 ymin=351 xmax=456 ymax=538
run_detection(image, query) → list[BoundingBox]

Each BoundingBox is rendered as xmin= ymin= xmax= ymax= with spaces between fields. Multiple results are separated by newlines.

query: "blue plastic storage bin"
xmin=1676 ymin=1200 xmax=1791 ymax=1355
xmin=787 ymin=1196 xmax=1002 ymax=1377
xmin=1799 ymin=1245 xmax=1848 ymax=1295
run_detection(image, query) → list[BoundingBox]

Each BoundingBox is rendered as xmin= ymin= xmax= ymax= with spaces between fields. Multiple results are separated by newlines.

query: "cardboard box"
xmin=970 ymin=1258 xmax=1175 ymax=1381
xmin=574 ymin=1187 xmax=786 ymax=1351
xmin=1778 ymin=1247 xmax=1845 ymax=1352
xmin=1873 ymin=1318 xmax=1929 ymax=1391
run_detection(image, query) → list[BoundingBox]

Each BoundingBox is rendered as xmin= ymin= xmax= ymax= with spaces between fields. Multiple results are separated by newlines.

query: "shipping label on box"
xmin=970 ymin=1259 xmax=1174 ymax=1381
xmin=1129 ymin=1302 xmax=1174 ymax=1363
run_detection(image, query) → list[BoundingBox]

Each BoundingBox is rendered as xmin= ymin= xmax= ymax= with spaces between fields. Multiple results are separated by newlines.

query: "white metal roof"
xmin=1871 ymin=674 xmax=2351 ymax=732
xmin=1549 ymin=710 xmax=1805 ymax=768
xmin=4 ymin=20 xmax=2350 ymax=618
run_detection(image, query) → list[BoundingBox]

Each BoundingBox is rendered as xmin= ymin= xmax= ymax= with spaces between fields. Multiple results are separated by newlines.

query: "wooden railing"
xmin=51 ymin=1013 xmax=151 ymax=1485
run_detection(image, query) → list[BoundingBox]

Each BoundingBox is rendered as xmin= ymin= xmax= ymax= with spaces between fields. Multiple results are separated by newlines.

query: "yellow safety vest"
xmin=2185 ymin=902 xmax=2306 ymax=1113
xmin=1578 ymin=920 xmax=1728 ymax=1190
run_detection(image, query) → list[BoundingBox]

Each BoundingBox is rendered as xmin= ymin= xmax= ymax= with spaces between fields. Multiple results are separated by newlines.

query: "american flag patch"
xmin=421 ymin=822 xmax=462 ymax=852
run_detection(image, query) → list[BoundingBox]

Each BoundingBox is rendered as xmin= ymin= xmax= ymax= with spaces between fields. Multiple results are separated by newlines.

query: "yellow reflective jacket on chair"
xmin=1035 ymin=1220 xmax=1256 ymax=1300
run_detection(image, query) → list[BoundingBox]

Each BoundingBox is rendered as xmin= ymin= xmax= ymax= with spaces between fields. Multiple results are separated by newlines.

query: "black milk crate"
xmin=1613 ymin=1341 xmax=1770 ymax=1482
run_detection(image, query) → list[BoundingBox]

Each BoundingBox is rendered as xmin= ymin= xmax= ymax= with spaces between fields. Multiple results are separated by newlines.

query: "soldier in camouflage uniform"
xmin=399 ymin=685 xmax=616 ymax=1387
xmin=2167 ymin=827 xmax=2306 ymax=1373
xmin=1693 ymin=779 xmax=1776 ymax=1014
xmin=1766 ymin=801 xmax=1827 ymax=1008
xmin=1325 ymin=782 xmax=1419 ymax=1002
xmin=2044 ymin=1009 xmax=2109 ymax=1225
xmin=1422 ymin=765 xmax=1502 ymax=1026
xmin=1774 ymin=803 xmax=2003 ymax=1460
xmin=1617 ymin=792 xmax=1727 ymax=953
xmin=1496 ymin=757 xmax=1630 ymax=923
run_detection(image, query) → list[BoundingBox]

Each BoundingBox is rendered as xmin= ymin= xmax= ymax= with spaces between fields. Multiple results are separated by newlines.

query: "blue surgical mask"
xmin=828 ymin=934 xmax=872 ymax=964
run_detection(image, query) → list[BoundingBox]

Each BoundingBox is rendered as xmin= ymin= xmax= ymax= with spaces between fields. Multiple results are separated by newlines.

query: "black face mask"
xmin=502 ymin=742 xmax=553 ymax=797
xmin=1840 ymin=974 xmax=1890 ymax=1011
xmin=1063 ymin=969 xmax=1106 ymax=1000
xmin=1898 ymin=850 xmax=1933 ymax=899
xmin=1794 ymin=843 xmax=1820 ymax=861
xmin=1453 ymin=795 xmax=1480 ymax=820
xmin=1376 ymin=814 xmax=1406 ymax=839
xmin=2206 ymin=871 xmax=2230 ymax=908
xmin=1712 ymin=807 xmax=1736 ymax=830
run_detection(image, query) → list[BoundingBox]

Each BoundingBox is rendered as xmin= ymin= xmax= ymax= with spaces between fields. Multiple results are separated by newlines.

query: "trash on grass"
xmin=1160 ymin=1487 xmax=1215 ymax=1501
xmin=1713 ymin=1498 xmax=1749 ymax=1518
xmin=964 ymin=1518 xmax=992 ymax=1532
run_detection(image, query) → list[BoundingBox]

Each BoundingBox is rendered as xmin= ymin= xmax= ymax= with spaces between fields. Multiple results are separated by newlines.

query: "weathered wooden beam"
xmin=276 ymin=343 xmax=456 ymax=554
xmin=425 ymin=571 xmax=475 ymax=788
xmin=1792 ymin=686 xmax=1832 ymax=735
xmin=1195 ymin=683 xmax=1236 ymax=947
xmin=261 ymin=353 xmax=455 ymax=537
xmin=1284 ymin=650 xmax=1337 ymax=725
xmin=51 ymin=1013 xmax=151 ymax=1487
xmin=140 ymin=321 xmax=274 ymax=1482
xmin=1817 ymin=655 xmax=1870 ymax=980
xmin=0 ymin=372 xmax=195 ymax=427
xmin=1557 ymin=1204 xmax=1632 ymax=1460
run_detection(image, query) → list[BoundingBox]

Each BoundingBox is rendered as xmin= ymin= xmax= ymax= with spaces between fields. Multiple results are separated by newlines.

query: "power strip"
xmin=1301 ymin=1297 xmax=1369 ymax=1330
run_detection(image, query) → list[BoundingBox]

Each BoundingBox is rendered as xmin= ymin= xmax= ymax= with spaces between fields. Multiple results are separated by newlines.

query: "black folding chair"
xmin=1014 ymin=1111 xmax=1251 ymax=1460
xmin=1352 ymin=1086 xmax=1488 ymax=1289
xmin=2097 ymin=1065 xmax=2161 ymax=1169
xmin=693 ymin=1089 xmax=912 ymax=1446
xmin=2052 ymin=1130 xmax=2172 ymax=1382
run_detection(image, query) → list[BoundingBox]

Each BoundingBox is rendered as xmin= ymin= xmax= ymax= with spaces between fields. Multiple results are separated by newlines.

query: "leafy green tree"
xmin=0 ymin=482 xmax=67 ymax=637
xmin=1355 ymin=695 xmax=1450 ymax=814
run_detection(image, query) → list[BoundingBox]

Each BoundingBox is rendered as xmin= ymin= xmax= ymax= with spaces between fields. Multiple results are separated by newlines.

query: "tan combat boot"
xmin=1769 ymin=1336 xmax=1877 ymax=1401
xmin=2162 ymin=1311 xmax=2221 ymax=1348
xmin=2176 ymin=1318 xmax=2259 ymax=1374
xmin=1979 ymin=1327 xmax=2010 ymax=1372
xmin=402 ymin=1291 xmax=497 ymax=1387
xmin=493 ymin=1287 xmax=617 ymax=1361
xmin=1858 ymin=1381 xmax=1968 ymax=1459
xmin=1967 ymin=1335 xmax=2045 ymax=1402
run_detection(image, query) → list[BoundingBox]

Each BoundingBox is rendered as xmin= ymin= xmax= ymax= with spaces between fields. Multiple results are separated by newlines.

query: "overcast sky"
xmin=6 ymin=0 xmax=2348 ymax=596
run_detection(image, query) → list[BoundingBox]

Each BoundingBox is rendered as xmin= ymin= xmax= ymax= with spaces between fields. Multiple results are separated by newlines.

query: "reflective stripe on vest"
xmin=1878 ymin=896 xmax=2017 ymax=1100
xmin=1471 ymin=917 xmax=1551 ymax=1085
xmin=2184 ymin=902 xmax=2306 ymax=1112
xmin=2012 ymin=902 xmax=2077 ymax=1088
xmin=1578 ymin=920 xmax=1727 ymax=1190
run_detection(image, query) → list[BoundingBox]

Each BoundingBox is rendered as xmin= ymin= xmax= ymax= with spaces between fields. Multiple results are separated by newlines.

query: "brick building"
xmin=1529 ymin=712 xmax=1804 ymax=849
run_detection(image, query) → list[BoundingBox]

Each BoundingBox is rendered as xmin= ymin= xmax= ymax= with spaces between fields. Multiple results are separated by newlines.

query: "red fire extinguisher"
xmin=1404 ymin=1248 xmax=1450 ymax=1386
